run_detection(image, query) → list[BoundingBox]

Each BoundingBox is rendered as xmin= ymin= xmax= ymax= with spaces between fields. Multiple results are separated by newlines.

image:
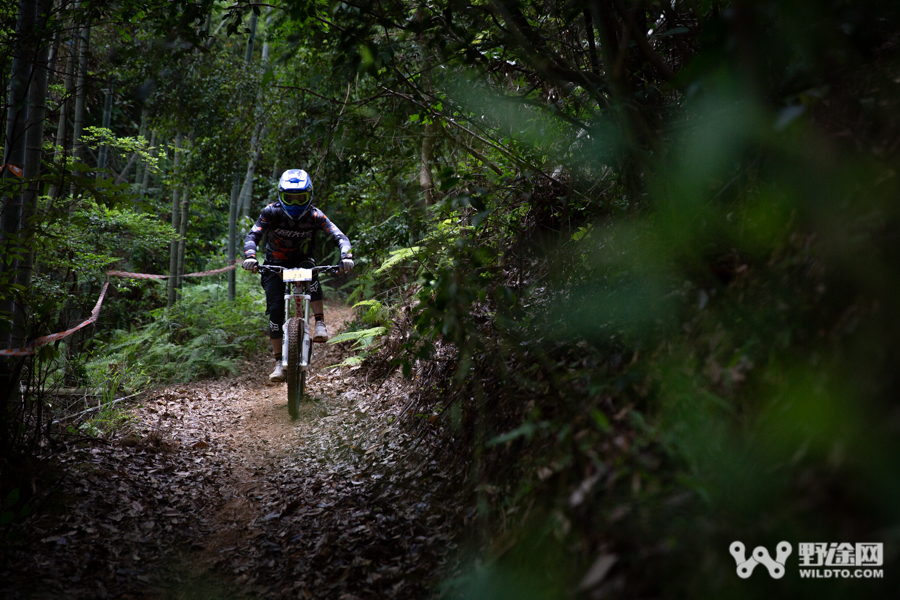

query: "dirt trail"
xmin=1 ymin=303 xmax=467 ymax=599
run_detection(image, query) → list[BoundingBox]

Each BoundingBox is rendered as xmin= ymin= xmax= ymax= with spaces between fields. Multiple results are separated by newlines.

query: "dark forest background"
xmin=2 ymin=0 xmax=899 ymax=597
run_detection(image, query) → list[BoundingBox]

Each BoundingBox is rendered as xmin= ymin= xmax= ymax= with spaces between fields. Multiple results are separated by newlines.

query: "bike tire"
xmin=287 ymin=317 xmax=304 ymax=419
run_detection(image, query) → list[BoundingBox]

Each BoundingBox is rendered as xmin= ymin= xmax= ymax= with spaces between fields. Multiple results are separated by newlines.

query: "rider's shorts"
xmin=260 ymin=257 xmax=321 ymax=339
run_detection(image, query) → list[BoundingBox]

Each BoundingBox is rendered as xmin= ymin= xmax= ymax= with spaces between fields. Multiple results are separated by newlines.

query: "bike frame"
xmin=257 ymin=264 xmax=340 ymax=372
xmin=281 ymin=269 xmax=313 ymax=373
xmin=257 ymin=264 xmax=340 ymax=418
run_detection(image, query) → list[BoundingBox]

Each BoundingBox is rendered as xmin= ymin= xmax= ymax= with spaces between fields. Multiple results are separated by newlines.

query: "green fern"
xmin=327 ymin=355 xmax=365 ymax=369
xmin=352 ymin=299 xmax=391 ymax=328
xmin=375 ymin=246 xmax=421 ymax=274
xmin=85 ymin=275 xmax=266 ymax=389
xmin=327 ymin=326 xmax=388 ymax=349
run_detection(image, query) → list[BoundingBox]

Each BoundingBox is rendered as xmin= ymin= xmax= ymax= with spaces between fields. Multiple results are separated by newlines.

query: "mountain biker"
xmin=241 ymin=168 xmax=353 ymax=382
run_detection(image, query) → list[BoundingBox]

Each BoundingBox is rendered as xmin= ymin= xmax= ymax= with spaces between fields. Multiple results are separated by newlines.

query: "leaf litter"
xmin=1 ymin=304 xmax=470 ymax=599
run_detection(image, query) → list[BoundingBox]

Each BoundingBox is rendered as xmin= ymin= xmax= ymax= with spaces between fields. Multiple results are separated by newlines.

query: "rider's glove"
xmin=242 ymin=257 xmax=259 ymax=273
xmin=340 ymin=258 xmax=354 ymax=273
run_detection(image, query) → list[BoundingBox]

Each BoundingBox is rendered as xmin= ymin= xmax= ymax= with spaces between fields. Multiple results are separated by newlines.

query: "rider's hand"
xmin=242 ymin=257 xmax=259 ymax=273
xmin=340 ymin=258 xmax=354 ymax=274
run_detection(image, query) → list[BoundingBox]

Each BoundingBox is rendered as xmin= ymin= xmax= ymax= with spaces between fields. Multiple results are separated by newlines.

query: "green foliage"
xmin=374 ymin=246 xmax=422 ymax=275
xmin=75 ymin=371 xmax=134 ymax=437
xmin=326 ymin=300 xmax=390 ymax=367
xmin=87 ymin=276 xmax=266 ymax=389
xmin=5 ymin=0 xmax=900 ymax=596
xmin=328 ymin=326 xmax=388 ymax=349
xmin=351 ymin=299 xmax=391 ymax=328
xmin=80 ymin=127 xmax=159 ymax=174
xmin=37 ymin=200 xmax=175 ymax=284
xmin=0 ymin=488 xmax=32 ymax=526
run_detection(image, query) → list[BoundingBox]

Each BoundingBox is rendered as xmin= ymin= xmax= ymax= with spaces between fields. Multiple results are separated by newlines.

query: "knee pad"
xmin=268 ymin=320 xmax=283 ymax=339
xmin=309 ymin=278 xmax=323 ymax=302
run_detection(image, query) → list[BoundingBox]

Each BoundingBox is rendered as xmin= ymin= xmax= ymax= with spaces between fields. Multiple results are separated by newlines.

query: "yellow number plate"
xmin=282 ymin=268 xmax=313 ymax=282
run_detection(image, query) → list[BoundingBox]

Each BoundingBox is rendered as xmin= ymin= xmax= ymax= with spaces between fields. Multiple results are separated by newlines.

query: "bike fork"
xmin=281 ymin=302 xmax=289 ymax=368
xmin=299 ymin=293 xmax=311 ymax=371
xmin=281 ymin=289 xmax=312 ymax=370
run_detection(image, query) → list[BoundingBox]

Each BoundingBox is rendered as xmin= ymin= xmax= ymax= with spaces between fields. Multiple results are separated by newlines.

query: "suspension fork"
xmin=299 ymin=286 xmax=311 ymax=371
xmin=281 ymin=283 xmax=312 ymax=369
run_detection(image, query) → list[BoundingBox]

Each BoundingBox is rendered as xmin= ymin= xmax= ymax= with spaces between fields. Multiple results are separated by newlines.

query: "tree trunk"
xmin=0 ymin=0 xmax=50 ymax=453
xmin=420 ymin=120 xmax=437 ymax=206
xmin=267 ymin=160 xmax=278 ymax=204
xmin=238 ymin=11 xmax=270 ymax=221
xmin=244 ymin=11 xmax=258 ymax=64
xmin=176 ymin=185 xmax=190 ymax=297
xmin=1 ymin=0 xmax=37 ymax=351
xmin=418 ymin=72 xmax=436 ymax=205
xmin=261 ymin=8 xmax=272 ymax=63
xmin=166 ymin=133 xmax=183 ymax=308
xmin=227 ymin=171 xmax=240 ymax=301
xmin=584 ymin=9 xmax=600 ymax=76
xmin=71 ymin=20 xmax=90 ymax=165
xmin=49 ymin=22 xmax=78 ymax=199
xmin=96 ymin=80 xmax=113 ymax=172
xmin=140 ymin=129 xmax=156 ymax=195
xmin=134 ymin=105 xmax=148 ymax=187
xmin=239 ymin=125 xmax=264 ymax=221
xmin=415 ymin=17 xmax=437 ymax=206
xmin=15 ymin=0 xmax=53 ymax=342
xmin=114 ymin=151 xmax=138 ymax=184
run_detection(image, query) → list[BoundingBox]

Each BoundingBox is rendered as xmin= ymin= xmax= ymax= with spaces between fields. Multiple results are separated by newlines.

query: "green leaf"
xmin=487 ymin=421 xmax=549 ymax=446
xmin=327 ymin=327 xmax=387 ymax=345
xmin=591 ymin=409 xmax=611 ymax=432
xmin=375 ymin=246 xmax=421 ymax=274
xmin=328 ymin=355 xmax=365 ymax=368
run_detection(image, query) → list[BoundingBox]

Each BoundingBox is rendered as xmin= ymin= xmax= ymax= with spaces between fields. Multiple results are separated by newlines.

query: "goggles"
xmin=281 ymin=191 xmax=311 ymax=206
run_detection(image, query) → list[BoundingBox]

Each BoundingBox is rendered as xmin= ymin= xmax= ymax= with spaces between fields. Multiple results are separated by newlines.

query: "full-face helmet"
xmin=277 ymin=169 xmax=313 ymax=219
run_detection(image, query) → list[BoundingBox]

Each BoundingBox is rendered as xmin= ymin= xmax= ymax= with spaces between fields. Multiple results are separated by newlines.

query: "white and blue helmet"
xmin=277 ymin=169 xmax=313 ymax=219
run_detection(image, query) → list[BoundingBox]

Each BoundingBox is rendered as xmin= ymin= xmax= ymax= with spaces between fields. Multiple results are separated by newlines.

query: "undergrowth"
xmin=84 ymin=274 xmax=266 ymax=390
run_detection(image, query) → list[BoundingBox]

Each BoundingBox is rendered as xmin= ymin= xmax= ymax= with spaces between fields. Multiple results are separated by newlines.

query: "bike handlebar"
xmin=257 ymin=264 xmax=342 ymax=275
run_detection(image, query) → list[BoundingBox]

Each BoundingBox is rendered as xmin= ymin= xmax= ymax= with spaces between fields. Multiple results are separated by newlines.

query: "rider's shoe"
xmin=269 ymin=361 xmax=285 ymax=382
xmin=313 ymin=320 xmax=328 ymax=342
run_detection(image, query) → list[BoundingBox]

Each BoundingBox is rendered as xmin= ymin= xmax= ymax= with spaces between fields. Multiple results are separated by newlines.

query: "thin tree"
xmin=16 ymin=0 xmax=55 ymax=341
xmin=140 ymin=129 xmax=157 ymax=195
xmin=96 ymin=80 xmax=113 ymax=172
xmin=71 ymin=16 xmax=90 ymax=165
xmin=176 ymin=184 xmax=190 ymax=296
xmin=1 ymin=0 xmax=38 ymax=352
xmin=49 ymin=2 xmax=78 ymax=199
xmin=227 ymin=171 xmax=240 ymax=300
xmin=416 ymin=12 xmax=437 ymax=206
xmin=238 ymin=11 xmax=259 ymax=221
xmin=133 ymin=105 xmax=148 ymax=188
xmin=0 ymin=0 xmax=53 ymax=449
xmin=166 ymin=133 xmax=183 ymax=308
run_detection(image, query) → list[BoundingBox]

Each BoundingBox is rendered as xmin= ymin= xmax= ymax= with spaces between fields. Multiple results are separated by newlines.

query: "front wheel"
xmin=286 ymin=317 xmax=305 ymax=419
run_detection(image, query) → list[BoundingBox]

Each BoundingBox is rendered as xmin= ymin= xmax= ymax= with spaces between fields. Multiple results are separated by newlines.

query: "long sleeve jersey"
xmin=243 ymin=204 xmax=352 ymax=264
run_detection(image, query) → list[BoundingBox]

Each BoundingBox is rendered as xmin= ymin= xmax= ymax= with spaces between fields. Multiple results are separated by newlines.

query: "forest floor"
xmin=1 ymin=303 xmax=470 ymax=599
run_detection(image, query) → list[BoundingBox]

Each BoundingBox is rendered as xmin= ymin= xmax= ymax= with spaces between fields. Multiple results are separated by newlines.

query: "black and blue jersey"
xmin=243 ymin=204 xmax=351 ymax=264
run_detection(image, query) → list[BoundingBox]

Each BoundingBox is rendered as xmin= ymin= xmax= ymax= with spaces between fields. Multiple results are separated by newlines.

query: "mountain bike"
xmin=257 ymin=264 xmax=341 ymax=419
